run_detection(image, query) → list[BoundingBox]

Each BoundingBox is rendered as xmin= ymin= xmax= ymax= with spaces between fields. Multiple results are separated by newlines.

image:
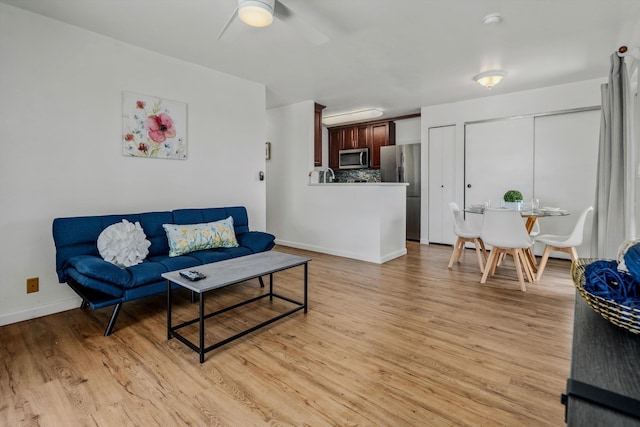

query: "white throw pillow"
xmin=97 ymin=219 xmax=151 ymax=267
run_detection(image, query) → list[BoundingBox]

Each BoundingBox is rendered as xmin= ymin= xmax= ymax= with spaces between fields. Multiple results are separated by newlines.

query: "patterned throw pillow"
xmin=162 ymin=216 xmax=239 ymax=257
xmin=97 ymin=219 xmax=151 ymax=267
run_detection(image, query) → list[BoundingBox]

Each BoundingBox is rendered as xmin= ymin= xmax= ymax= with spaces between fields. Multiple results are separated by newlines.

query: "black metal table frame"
xmin=166 ymin=262 xmax=308 ymax=363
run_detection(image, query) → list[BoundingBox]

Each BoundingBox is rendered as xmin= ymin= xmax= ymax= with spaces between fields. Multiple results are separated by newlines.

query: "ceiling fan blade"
xmin=273 ymin=0 xmax=329 ymax=45
xmin=217 ymin=7 xmax=239 ymax=40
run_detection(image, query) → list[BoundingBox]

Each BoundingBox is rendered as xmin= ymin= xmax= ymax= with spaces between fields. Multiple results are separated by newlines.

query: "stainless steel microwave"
xmin=339 ymin=148 xmax=369 ymax=169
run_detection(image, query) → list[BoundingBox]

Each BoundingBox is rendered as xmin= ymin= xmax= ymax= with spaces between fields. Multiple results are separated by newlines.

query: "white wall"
xmin=420 ymin=78 xmax=605 ymax=245
xmin=266 ymin=101 xmax=315 ymax=240
xmin=0 ymin=4 xmax=267 ymax=325
xmin=266 ymin=102 xmax=407 ymax=263
xmin=395 ymin=117 xmax=421 ymax=145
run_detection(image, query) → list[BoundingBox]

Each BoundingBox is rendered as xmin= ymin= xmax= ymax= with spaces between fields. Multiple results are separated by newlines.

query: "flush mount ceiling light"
xmin=322 ymin=108 xmax=384 ymax=126
xmin=473 ymin=70 xmax=507 ymax=89
xmin=482 ymin=13 xmax=503 ymax=25
xmin=237 ymin=0 xmax=275 ymax=28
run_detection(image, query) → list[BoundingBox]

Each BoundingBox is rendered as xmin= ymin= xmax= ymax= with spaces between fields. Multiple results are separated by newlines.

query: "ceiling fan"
xmin=217 ymin=0 xmax=329 ymax=45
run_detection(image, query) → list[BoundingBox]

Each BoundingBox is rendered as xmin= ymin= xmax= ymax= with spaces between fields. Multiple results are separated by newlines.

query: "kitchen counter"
xmin=275 ymin=183 xmax=408 ymax=264
xmin=308 ymin=182 xmax=409 ymax=186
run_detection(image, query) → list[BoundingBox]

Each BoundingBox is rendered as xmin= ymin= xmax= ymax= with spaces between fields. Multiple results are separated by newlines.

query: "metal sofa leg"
xmin=104 ymin=303 xmax=122 ymax=336
xmin=81 ymin=299 xmax=89 ymax=309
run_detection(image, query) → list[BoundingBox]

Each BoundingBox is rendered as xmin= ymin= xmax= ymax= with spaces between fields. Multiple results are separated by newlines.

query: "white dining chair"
xmin=480 ymin=208 xmax=535 ymax=292
xmin=534 ymin=206 xmax=593 ymax=281
xmin=498 ymin=219 xmax=540 ymax=267
xmin=448 ymin=202 xmax=487 ymax=272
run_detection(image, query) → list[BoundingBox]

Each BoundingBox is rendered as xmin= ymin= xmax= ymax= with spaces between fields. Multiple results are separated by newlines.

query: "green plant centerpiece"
xmin=503 ymin=190 xmax=523 ymax=202
xmin=503 ymin=189 xmax=523 ymax=210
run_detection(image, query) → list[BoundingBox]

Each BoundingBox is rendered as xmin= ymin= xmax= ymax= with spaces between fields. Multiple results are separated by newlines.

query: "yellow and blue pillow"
xmin=162 ymin=216 xmax=239 ymax=257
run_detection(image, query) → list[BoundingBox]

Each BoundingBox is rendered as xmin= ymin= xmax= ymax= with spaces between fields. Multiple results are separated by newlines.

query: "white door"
xmin=465 ymin=117 xmax=535 ymax=206
xmin=464 ymin=118 xmax=534 ymax=231
xmin=428 ymin=125 xmax=456 ymax=244
xmin=533 ymin=109 xmax=600 ymax=257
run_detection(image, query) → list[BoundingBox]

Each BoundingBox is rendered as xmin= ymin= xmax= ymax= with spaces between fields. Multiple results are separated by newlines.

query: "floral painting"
xmin=122 ymin=91 xmax=187 ymax=159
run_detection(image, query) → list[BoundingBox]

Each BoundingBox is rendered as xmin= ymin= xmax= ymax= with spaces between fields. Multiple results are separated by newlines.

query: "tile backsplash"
xmin=333 ymin=169 xmax=381 ymax=183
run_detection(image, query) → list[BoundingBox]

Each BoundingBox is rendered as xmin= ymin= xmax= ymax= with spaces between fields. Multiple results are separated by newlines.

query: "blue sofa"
xmin=52 ymin=206 xmax=275 ymax=335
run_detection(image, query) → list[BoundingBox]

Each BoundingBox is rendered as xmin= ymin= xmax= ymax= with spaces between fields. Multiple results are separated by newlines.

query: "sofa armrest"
xmin=236 ymin=231 xmax=275 ymax=253
xmin=65 ymin=255 xmax=131 ymax=287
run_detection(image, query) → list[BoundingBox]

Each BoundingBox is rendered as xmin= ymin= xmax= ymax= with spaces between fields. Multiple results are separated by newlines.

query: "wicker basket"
xmin=571 ymin=258 xmax=640 ymax=334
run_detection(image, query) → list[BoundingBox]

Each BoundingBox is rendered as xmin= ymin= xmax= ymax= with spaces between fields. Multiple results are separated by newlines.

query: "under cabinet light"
xmin=322 ymin=108 xmax=384 ymax=126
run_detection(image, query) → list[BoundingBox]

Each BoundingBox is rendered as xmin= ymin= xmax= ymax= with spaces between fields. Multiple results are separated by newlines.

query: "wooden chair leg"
xmin=512 ymin=249 xmax=527 ymax=292
xmin=568 ymin=246 xmax=579 ymax=261
xmin=526 ymin=247 xmax=538 ymax=267
xmin=518 ymin=250 xmax=535 ymax=283
xmin=490 ymin=249 xmax=502 ymax=275
xmin=480 ymin=250 xmax=498 ymax=284
xmin=457 ymin=240 xmax=465 ymax=262
xmin=535 ymin=245 xmax=553 ymax=282
xmin=473 ymin=239 xmax=485 ymax=273
xmin=448 ymin=237 xmax=462 ymax=268
xmin=479 ymin=239 xmax=488 ymax=262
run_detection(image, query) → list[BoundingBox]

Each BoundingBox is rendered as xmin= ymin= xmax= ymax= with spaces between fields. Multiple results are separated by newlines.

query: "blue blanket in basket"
xmin=584 ymin=259 xmax=640 ymax=309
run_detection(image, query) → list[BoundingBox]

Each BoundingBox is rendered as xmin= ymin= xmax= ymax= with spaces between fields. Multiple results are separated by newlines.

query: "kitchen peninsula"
xmin=287 ymin=182 xmax=409 ymax=264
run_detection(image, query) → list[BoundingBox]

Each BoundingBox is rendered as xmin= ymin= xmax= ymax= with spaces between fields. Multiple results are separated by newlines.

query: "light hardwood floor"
xmin=1 ymin=242 xmax=577 ymax=426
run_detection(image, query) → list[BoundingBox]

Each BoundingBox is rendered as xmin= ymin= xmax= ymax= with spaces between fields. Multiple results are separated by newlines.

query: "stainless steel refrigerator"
xmin=380 ymin=143 xmax=421 ymax=241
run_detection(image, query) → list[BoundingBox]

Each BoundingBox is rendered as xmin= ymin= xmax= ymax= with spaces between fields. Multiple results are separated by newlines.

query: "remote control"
xmin=179 ymin=270 xmax=206 ymax=281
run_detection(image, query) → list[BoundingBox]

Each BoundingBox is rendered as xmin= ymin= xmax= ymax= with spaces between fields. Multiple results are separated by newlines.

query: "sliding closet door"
xmin=465 ymin=118 xmax=534 ymax=206
xmin=534 ymin=109 xmax=600 ymax=257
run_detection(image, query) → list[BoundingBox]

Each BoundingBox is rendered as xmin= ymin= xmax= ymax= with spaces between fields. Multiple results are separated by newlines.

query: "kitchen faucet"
xmin=323 ymin=167 xmax=335 ymax=183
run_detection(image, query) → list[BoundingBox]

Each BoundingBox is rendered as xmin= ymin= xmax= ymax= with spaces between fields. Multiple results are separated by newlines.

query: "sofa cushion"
xmin=173 ymin=207 xmax=250 ymax=234
xmin=137 ymin=212 xmax=174 ymax=256
xmin=186 ymin=247 xmax=251 ymax=264
xmin=163 ymin=217 xmax=239 ymax=257
xmin=146 ymin=254 xmax=202 ymax=273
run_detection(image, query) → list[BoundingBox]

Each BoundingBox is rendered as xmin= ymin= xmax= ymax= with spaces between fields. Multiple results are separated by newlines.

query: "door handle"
xmin=467 ymin=184 xmax=472 ymax=188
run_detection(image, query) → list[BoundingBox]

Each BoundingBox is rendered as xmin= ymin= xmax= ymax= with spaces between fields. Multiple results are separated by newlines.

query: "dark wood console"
xmin=564 ymin=294 xmax=640 ymax=425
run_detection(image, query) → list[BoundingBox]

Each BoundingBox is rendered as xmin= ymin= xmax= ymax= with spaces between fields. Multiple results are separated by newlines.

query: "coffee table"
xmin=162 ymin=251 xmax=310 ymax=363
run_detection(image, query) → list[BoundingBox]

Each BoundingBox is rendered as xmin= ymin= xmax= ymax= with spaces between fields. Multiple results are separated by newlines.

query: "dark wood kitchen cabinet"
xmin=342 ymin=127 xmax=358 ymax=149
xmin=314 ymin=103 xmax=325 ymax=167
xmin=328 ymin=120 xmax=396 ymax=169
xmin=356 ymin=125 xmax=370 ymax=149
xmin=328 ymin=128 xmax=342 ymax=169
xmin=369 ymin=121 xmax=396 ymax=169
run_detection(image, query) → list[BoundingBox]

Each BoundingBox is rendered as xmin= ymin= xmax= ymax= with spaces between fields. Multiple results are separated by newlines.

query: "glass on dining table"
xmin=531 ymin=198 xmax=539 ymax=211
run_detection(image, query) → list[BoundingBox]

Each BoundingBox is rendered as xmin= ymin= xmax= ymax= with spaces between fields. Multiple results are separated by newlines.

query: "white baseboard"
xmin=275 ymin=239 xmax=406 ymax=264
xmin=0 ymin=296 xmax=82 ymax=327
xmin=379 ymin=248 xmax=408 ymax=263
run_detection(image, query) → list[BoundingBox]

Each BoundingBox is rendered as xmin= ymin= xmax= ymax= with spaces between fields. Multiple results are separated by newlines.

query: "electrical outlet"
xmin=27 ymin=277 xmax=39 ymax=293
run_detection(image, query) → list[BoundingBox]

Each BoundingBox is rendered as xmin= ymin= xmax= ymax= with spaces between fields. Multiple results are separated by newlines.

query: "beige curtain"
xmin=592 ymin=52 xmax=636 ymax=258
